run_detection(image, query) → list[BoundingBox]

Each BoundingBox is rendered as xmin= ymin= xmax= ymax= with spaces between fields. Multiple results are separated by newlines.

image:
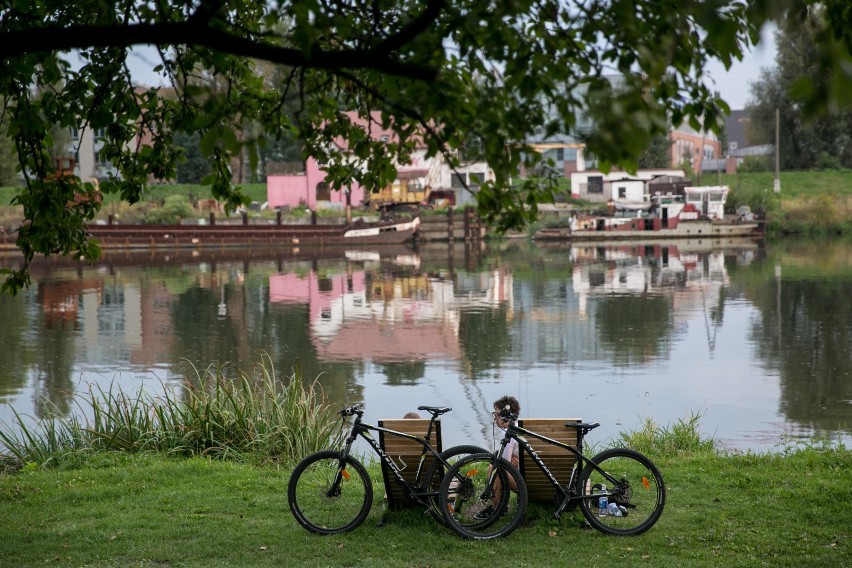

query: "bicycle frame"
xmin=337 ymin=409 xmax=444 ymax=507
xmin=495 ymin=421 xmax=621 ymax=516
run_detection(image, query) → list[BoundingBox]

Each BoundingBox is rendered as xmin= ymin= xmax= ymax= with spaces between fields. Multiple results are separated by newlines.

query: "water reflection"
xmin=745 ymin=241 xmax=852 ymax=437
xmin=0 ymin=239 xmax=850 ymax=452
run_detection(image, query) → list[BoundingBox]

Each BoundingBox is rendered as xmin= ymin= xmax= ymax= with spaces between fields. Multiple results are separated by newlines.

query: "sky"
xmin=125 ymin=24 xmax=779 ymax=112
xmin=703 ymin=23 xmax=778 ymax=110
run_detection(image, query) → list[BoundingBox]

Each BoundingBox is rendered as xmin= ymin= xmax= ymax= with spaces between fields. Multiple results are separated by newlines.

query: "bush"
xmin=737 ymin=155 xmax=772 ymax=173
xmin=140 ymin=194 xmax=193 ymax=224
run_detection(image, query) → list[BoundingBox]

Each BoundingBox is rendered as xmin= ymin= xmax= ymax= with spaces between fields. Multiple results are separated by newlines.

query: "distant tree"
xmin=259 ymin=131 xmax=303 ymax=181
xmin=1 ymin=0 xmax=851 ymax=293
xmin=174 ymin=131 xmax=210 ymax=184
xmin=746 ymin=5 xmax=852 ymax=170
xmin=638 ymin=135 xmax=673 ymax=169
xmin=0 ymin=129 xmax=17 ymax=187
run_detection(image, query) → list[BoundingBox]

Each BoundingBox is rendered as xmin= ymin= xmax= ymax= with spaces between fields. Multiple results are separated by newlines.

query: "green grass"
xmin=140 ymin=182 xmax=269 ymax=204
xmin=0 ymin=441 xmax=848 ymax=567
xmin=1 ymin=386 xmax=849 ymax=566
xmin=719 ymin=170 xmax=852 ymax=235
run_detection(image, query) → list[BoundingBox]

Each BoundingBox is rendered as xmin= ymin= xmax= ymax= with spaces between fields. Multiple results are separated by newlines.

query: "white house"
xmin=570 ymin=168 xmax=687 ymax=203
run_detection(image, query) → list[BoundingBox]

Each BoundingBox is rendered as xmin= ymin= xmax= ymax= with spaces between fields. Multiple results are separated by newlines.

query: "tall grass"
xmin=615 ymin=411 xmax=718 ymax=457
xmin=0 ymin=355 xmax=344 ymax=469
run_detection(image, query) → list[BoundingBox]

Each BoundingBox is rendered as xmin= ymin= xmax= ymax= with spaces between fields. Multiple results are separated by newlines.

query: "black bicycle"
xmin=288 ymin=403 xmax=486 ymax=535
xmin=439 ymin=407 xmax=666 ymax=539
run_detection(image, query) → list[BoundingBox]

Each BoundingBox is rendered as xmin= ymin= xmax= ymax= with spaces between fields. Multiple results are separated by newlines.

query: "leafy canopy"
xmin=747 ymin=4 xmax=852 ymax=170
xmin=1 ymin=0 xmax=850 ymax=293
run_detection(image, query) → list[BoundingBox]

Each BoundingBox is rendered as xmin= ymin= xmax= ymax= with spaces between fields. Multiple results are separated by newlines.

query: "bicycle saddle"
xmin=417 ymin=406 xmax=452 ymax=416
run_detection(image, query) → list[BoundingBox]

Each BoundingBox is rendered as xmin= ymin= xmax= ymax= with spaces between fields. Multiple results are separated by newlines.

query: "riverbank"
xmin=2 ymin=170 xmax=851 ymax=239
xmin=1 ymin=445 xmax=848 ymax=567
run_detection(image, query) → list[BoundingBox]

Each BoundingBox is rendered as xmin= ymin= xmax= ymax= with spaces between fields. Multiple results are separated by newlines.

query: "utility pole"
xmin=774 ymin=108 xmax=780 ymax=193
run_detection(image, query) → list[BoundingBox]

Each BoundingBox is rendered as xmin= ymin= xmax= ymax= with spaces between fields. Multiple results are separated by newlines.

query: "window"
xmin=556 ymin=148 xmax=564 ymax=161
xmin=617 ymin=186 xmax=627 ymax=199
xmin=587 ymin=176 xmax=603 ymax=194
xmin=316 ymin=182 xmax=330 ymax=201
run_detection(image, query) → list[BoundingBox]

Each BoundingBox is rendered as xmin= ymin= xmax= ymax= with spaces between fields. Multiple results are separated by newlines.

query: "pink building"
xmin=267 ymin=111 xmax=431 ymax=210
xmin=267 ymin=158 xmax=368 ymax=210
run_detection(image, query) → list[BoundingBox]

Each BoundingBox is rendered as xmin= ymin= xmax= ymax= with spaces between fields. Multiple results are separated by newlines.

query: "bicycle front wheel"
xmin=578 ymin=448 xmax=665 ymax=536
xmin=439 ymin=453 xmax=527 ymax=540
xmin=287 ymin=450 xmax=373 ymax=535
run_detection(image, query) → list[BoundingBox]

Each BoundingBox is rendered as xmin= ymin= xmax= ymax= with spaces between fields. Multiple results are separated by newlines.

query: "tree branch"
xmin=373 ymin=0 xmax=446 ymax=57
xmin=0 ymin=21 xmax=440 ymax=82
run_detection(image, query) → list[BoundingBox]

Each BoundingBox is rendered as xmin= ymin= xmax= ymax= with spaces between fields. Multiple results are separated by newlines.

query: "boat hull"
xmin=83 ymin=224 xmax=415 ymax=248
xmin=535 ymin=220 xmax=760 ymax=241
xmin=23 ymin=218 xmax=421 ymax=249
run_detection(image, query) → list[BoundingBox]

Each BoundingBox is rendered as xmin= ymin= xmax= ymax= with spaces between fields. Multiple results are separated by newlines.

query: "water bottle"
xmin=607 ymin=502 xmax=622 ymax=517
xmin=598 ymin=484 xmax=608 ymax=517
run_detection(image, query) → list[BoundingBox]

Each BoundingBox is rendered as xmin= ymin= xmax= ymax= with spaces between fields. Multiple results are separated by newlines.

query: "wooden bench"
xmin=517 ymin=418 xmax=583 ymax=504
xmin=378 ymin=418 xmax=442 ymax=508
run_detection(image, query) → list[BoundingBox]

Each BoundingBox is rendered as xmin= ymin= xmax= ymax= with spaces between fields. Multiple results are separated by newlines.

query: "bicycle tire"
xmin=439 ymin=452 xmax=527 ymax=540
xmin=577 ymin=448 xmax=665 ymax=536
xmin=288 ymin=450 xmax=373 ymax=535
xmin=423 ymin=444 xmax=489 ymax=523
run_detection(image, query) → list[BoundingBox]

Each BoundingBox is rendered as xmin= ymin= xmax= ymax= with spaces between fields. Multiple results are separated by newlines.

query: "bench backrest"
xmin=378 ymin=419 xmax=442 ymax=508
xmin=517 ymin=418 xmax=583 ymax=503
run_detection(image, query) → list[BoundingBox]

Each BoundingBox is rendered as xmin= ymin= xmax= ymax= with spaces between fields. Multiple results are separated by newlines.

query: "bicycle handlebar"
xmin=339 ymin=403 xmax=364 ymax=417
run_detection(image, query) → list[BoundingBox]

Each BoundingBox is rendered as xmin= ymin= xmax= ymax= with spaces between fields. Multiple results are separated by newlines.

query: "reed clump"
xmin=615 ymin=411 xmax=718 ymax=457
xmin=0 ymin=355 xmax=343 ymax=469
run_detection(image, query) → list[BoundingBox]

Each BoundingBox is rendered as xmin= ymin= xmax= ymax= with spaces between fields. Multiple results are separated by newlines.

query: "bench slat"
xmin=518 ymin=418 xmax=582 ymax=504
xmin=378 ymin=419 xmax=442 ymax=508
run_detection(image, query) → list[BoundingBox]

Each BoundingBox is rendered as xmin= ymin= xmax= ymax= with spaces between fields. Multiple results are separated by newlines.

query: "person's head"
xmin=492 ymin=395 xmax=520 ymax=427
xmin=403 ymin=412 xmax=421 ymax=419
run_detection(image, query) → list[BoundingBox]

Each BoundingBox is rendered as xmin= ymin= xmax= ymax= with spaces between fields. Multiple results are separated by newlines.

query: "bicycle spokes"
xmin=578 ymin=449 xmax=665 ymax=536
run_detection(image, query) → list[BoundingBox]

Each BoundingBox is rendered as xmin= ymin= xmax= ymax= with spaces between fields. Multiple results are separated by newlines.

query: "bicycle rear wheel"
xmin=439 ymin=453 xmax=527 ymax=540
xmin=578 ymin=448 xmax=665 ymax=536
xmin=423 ymin=445 xmax=489 ymax=524
xmin=288 ymin=450 xmax=373 ymax=535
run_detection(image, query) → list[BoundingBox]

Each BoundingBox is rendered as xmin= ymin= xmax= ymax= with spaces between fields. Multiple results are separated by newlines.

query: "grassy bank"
xmin=3 ymin=170 xmax=852 ymax=237
xmin=0 ymin=442 xmax=848 ymax=567
xmin=1 ymin=371 xmax=849 ymax=567
xmin=720 ymin=170 xmax=852 ymax=236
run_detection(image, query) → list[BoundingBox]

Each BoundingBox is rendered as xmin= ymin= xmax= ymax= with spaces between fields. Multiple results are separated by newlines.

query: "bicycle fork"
xmin=327 ymin=428 xmax=359 ymax=497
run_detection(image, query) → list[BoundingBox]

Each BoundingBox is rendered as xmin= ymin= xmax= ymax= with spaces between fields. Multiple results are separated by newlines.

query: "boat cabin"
xmin=684 ymin=186 xmax=729 ymax=220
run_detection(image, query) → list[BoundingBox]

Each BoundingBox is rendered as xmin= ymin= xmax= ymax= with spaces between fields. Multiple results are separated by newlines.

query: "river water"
xmin=0 ymin=238 xmax=850 ymax=454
